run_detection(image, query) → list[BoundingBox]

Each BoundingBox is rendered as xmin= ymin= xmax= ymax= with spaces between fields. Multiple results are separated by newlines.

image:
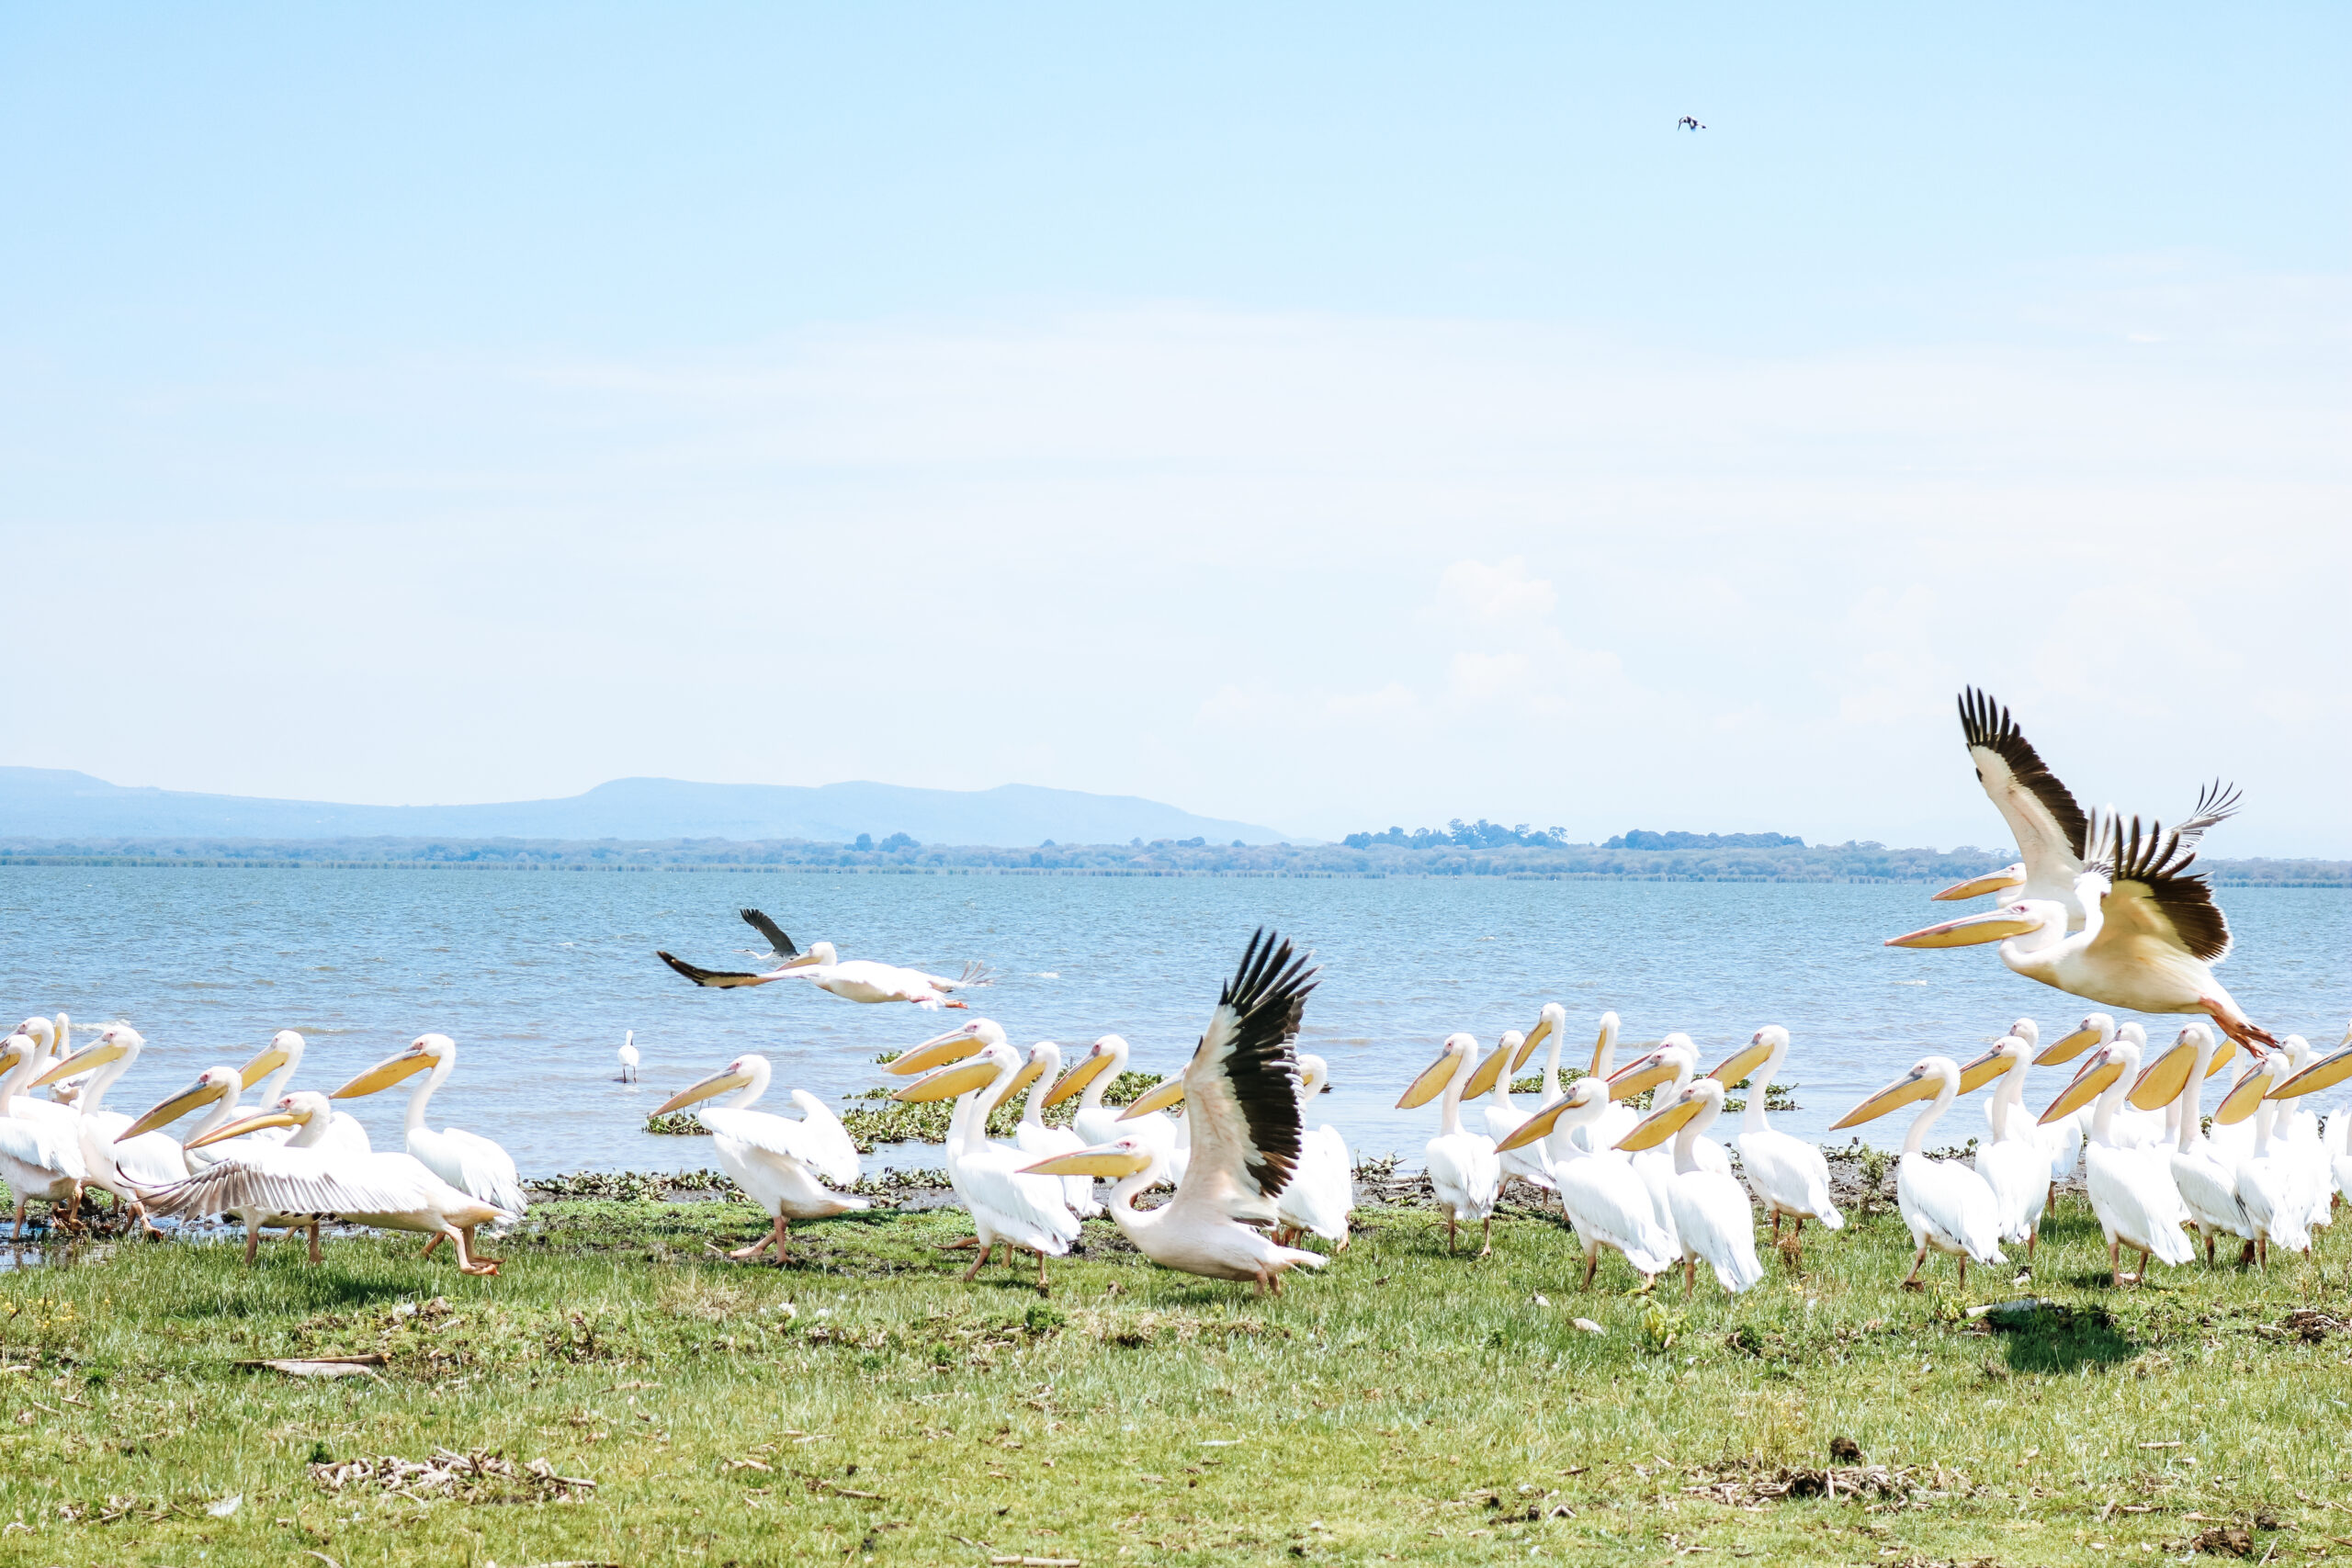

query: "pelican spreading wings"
xmin=657 ymin=915 xmax=993 ymax=1008
xmin=1023 ymin=929 xmax=1329 ymax=1293
xmin=1932 ymin=688 xmax=2240 ymax=928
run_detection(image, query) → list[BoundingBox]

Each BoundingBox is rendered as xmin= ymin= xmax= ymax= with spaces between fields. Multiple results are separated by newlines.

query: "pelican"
xmin=2129 ymin=1022 xmax=2253 ymax=1267
xmin=150 ymin=1092 xmax=505 ymax=1273
xmin=1978 ymin=1018 xmax=2078 ymax=1190
xmin=1042 ymin=1034 xmax=1181 ymax=1181
xmin=1274 ymin=1053 xmax=1353 ymax=1249
xmin=331 ymin=1034 xmax=526 ymax=1228
xmin=1023 ymin=929 xmax=1329 ymax=1294
xmin=1396 ymin=1032 xmax=1502 ymax=1256
xmin=894 ymin=1038 xmax=1080 ymax=1291
xmin=650 ymin=1054 xmax=868 ymax=1262
xmin=1602 ymin=1033 xmax=1725 ymax=1245
xmin=1467 ymin=1032 xmax=1555 ymax=1196
xmin=2271 ymin=1037 xmax=2335 ymax=1240
xmin=0 ymin=1033 xmax=85 ymax=1235
xmin=656 ymin=936 xmax=993 ymax=1010
xmin=1887 ymin=814 xmax=2275 ymax=1051
xmin=617 ymin=1031 xmax=639 ymax=1084
xmin=2037 ymin=1015 xmax=2169 ymax=1151
xmin=2213 ymin=1052 xmax=2312 ymax=1267
xmin=117 ymin=1064 xmax=328 ymax=1256
xmin=33 ymin=1025 xmax=188 ymax=1234
xmin=1616 ymin=1078 xmax=1765 ymax=1298
xmin=1930 ymin=688 xmax=2240 ymax=928
xmin=2038 ymin=1032 xmax=2194 ymax=1286
xmin=1959 ymin=1035 xmax=2051 ymax=1258
xmin=1012 ymin=1043 xmax=1102 ymax=1221
xmin=1496 ymin=1080 xmax=1677 ymax=1289
xmin=1831 ymin=1057 xmax=2007 ymax=1289
xmin=12 ymin=1017 xmax=85 ymax=1121
xmin=1706 ymin=1026 xmax=1842 ymax=1252
xmin=1574 ymin=1012 xmax=1638 ymax=1153
xmin=232 ymin=1032 xmax=371 ymax=1156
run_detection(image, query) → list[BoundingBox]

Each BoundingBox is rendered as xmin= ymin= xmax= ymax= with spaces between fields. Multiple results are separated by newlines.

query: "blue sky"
xmin=5 ymin=6 xmax=2346 ymax=851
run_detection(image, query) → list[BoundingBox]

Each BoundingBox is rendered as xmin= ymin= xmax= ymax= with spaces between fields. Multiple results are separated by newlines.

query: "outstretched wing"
xmin=1958 ymin=687 xmax=2088 ymax=886
xmin=739 ymin=908 xmax=798 ymax=958
xmin=2173 ymin=780 xmax=2242 ymax=848
xmin=142 ymin=1151 xmax=448 ymax=1221
xmin=703 ymin=1099 xmax=861 ymax=1190
xmin=1177 ymin=928 xmax=1319 ymax=1214
xmin=657 ymin=951 xmax=778 ymax=988
xmin=2095 ymin=815 xmax=2231 ymax=965
xmin=949 ymin=961 xmax=996 ymax=991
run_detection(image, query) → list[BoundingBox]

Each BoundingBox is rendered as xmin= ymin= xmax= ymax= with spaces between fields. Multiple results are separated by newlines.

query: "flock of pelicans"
xmin=3 ymin=688 xmax=2348 ymax=1303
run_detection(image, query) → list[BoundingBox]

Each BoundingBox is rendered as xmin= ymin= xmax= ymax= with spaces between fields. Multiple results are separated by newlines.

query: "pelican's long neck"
xmin=1022 ymin=1050 xmax=1058 ymax=1127
xmin=0 ymin=1053 xmax=22 ymax=1117
xmin=2090 ymin=1047 xmax=2136 ymax=1145
xmin=1080 ymin=1041 xmax=1126 ymax=1112
xmin=1996 ymin=1051 xmax=2032 ymax=1140
xmin=1592 ymin=1018 xmax=1619 ymax=1081
xmin=288 ymin=1111 xmax=332 ymax=1149
xmin=188 ymin=1079 xmax=244 ymax=1145
xmin=1541 ymin=1029 xmax=1564 ymax=1102
xmin=1437 ymin=1051 xmax=1471 ymax=1137
xmin=2177 ymin=1036 xmax=2216 ymax=1153
xmin=1104 ymin=1169 xmax=1155 ymax=1226
xmin=733 ymin=1059 xmax=771 ymax=1111
xmin=1998 ymin=902 xmax=2075 ymax=970
xmin=1675 ymin=1099 xmax=1721 ymax=1175
xmin=258 ymin=1044 xmax=300 ymax=1106
xmin=404 ymin=1055 xmax=453 ymax=1134
xmin=1904 ymin=1072 xmax=1955 ymax=1156
xmin=1492 ymin=1060 xmax=1517 ymax=1114
xmin=1744 ymin=1036 xmax=1788 ymax=1135
xmin=83 ymin=1051 xmax=134 ymax=1116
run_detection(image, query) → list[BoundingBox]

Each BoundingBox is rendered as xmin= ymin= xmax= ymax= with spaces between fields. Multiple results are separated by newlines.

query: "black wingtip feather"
xmin=1217 ymin=927 xmax=1321 ymax=1199
xmin=657 ymin=950 xmax=763 ymax=987
xmin=738 ymin=908 xmax=798 ymax=958
xmin=2098 ymin=815 xmax=2231 ymax=964
xmin=1957 ymin=686 xmax=2090 ymax=859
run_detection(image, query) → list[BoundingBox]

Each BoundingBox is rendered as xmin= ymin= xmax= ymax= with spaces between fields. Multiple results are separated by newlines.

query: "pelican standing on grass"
xmin=1396 ymin=1032 xmax=1502 ymax=1256
xmin=1468 ymin=1031 xmax=1555 ymax=1196
xmin=1274 ymin=1053 xmax=1354 ymax=1250
xmin=1022 ymin=929 xmax=1329 ymax=1294
xmin=34 ymin=1025 xmax=188 ymax=1235
xmin=650 ymin=1054 xmax=867 ymax=1263
xmin=1496 ymin=1081 xmax=1677 ymax=1290
xmin=2212 ymin=1051 xmax=2312 ymax=1268
xmin=1012 ymin=1042 xmax=1102 ymax=1221
xmin=1707 ymin=1026 xmax=1842 ymax=1254
xmin=1616 ymin=1078 xmax=1765 ymax=1298
xmin=2037 ymin=1029 xmax=2194 ymax=1287
xmin=117 ymin=1064 xmax=329 ymax=1258
xmin=1960 ymin=1034 xmax=2052 ymax=1259
xmin=0 ymin=1033 xmax=85 ymax=1235
xmin=894 ymin=1037 xmax=1080 ymax=1292
xmin=331 ymin=1034 xmax=526 ymax=1232
xmin=1832 ymin=1056 xmax=2007 ymax=1290
xmin=2129 ymin=1022 xmax=2253 ymax=1267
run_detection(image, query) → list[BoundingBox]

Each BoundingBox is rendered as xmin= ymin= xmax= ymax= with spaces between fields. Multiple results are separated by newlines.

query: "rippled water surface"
xmin=4 ymin=868 xmax=2345 ymax=1174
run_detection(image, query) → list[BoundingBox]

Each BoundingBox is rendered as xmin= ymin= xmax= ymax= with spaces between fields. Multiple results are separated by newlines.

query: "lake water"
xmin=3 ymin=867 xmax=2345 ymax=1176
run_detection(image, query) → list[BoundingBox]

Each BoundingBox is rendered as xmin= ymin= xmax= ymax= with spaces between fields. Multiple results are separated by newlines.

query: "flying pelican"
xmin=1274 ymin=1053 xmax=1353 ymax=1250
xmin=656 ymin=934 xmax=994 ymax=1010
xmin=1959 ymin=1035 xmax=2051 ymax=1259
xmin=1615 ymin=1078 xmax=1765 ymax=1298
xmin=1396 ymin=1032 xmax=1502 ymax=1256
xmin=894 ymin=1037 xmax=1080 ymax=1291
xmin=1466 ymin=1032 xmax=1555 ymax=1197
xmin=617 ymin=1031 xmax=639 ymax=1084
xmin=1706 ymin=1026 xmax=1842 ymax=1252
xmin=0 ymin=1033 xmax=85 ymax=1235
xmin=1023 ymin=929 xmax=1329 ymax=1294
xmin=1042 ymin=1034 xmax=1181 ymax=1180
xmin=2037 ymin=1031 xmax=2194 ymax=1286
xmin=1496 ymin=1080 xmax=1677 ymax=1289
xmin=232 ymin=1032 xmax=371 ymax=1156
xmin=2128 ymin=1022 xmax=2253 ymax=1267
xmin=650 ymin=1053 xmax=868 ymax=1262
xmin=1011 ymin=1042 xmax=1101 ymax=1221
xmin=1929 ymin=688 xmax=2240 ymax=928
xmin=1887 ymin=814 xmax=2276 ymax=1051
xmin=151 ymin=1092 xmax=506 ymax=1272
xmin=1831 ymin=1056 xmax=2007 ymax=1289
xmin=2212 ymin=1052 xmax=2312 ymax=1268
xmin=34 ymin=1025 xmax=188 ymax=1235
xmin=331 ymin=1034 xmax=526 ymax=1229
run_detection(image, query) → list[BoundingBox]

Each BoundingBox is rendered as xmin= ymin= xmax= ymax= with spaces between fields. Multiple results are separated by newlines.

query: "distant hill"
xmin=0 ymin=768 xmax=1289 ymax=849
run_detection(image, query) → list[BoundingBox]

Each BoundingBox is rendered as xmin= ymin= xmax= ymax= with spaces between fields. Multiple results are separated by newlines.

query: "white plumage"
xmin=1621 ymin=1078 xmax=1764 ymax=1297
xmin=33 ymin=1025 xmax=188 ymax=1232
xmin=1397 ymin=1032 xmax=1500 ymax=1256
xmin=895 ymin=1039 xmax=1080 ymax=1290
xmin=1966 ymin=1035 xmax=2052 ymax=1256
xmin=331 ymin=1034 xmax=526 ymax=1225
xmin=1046 ymin=1033 xmax=1182 ymax=1186
xmin=1012 ymin=1042 xmax=1102 ymax=1220
xmin=1832 ymin=1055 xmax=2006 ymax=1288
xmin=1498 ymin=1080 xmax=1677 ymax=1287
xmin=1476 ymin=1031 xmax=1555 ymax=1195
xmin=0 ymin=1033 xmax=85 ymax=1233
xmin=651 ymin=1052 xmax=868 ymax=1263
xmin=1275 ymin=1054 xmax=1353 ymax=1248
xmin=1713 ymin=1026 xmax=1842 ymax=1249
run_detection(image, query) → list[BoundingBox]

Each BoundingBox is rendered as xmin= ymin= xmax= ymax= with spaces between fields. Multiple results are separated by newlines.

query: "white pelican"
xmin=2212 ymin=1052 xmax=2312 ymax=1268
xmin=1887 ymin=815 xmax=2275 ymax=1051
xmin=1607 ymin=1035 xmax=1732 ymax=1177
xmin=1574 ymin=1011 xmax=1638 ymax=1154
xmin=1396 ymin=1032 xmax=1502 ymax=1256
xmin=1830 ymin=1056 xmax=2007 ymax=1289
xmin=330 ymin=1034 xmax=526 ymax=1227
xmin=1274 ymin=1053 xmax=1353 ymax=1250
xmin=650 ymin=1053 xmax=868 ymax=1262
xmin=233 ymin=1032 xmax=371 ymax=1156
xmin=1023 ymin=929 xmax=1329 ymax=1294
xmin=617 ymin=1031 xmax=639 ymax=1084
xmin=34 ymin=1025 xmax=188 ymax=1234
xmin=152 ymin=1092 xmax=505 ymax=1272
xmin=1616 ymin=1078 xmax=1765 ymax=1298
xmin=1012 ymin=1043 xmax=1102 ymax=1221
xmin=0 ymin=1033 xmax=85 ymax=1235
xmin=2036 ymin=1015 xmax=2169 ymax=1152
xmin=118 ymin=1064 xmax=329 ymax=1255
xmin=1466 ymin=1032 xmax=1555 ymax=1196
xmin=2128 ymin=1022 xmax=2253 ymax=1267
xmin=1977 ymin=1018 xmax=2079 ymax=1190
xmin=894 ymin=1037 xmax=1080 ymax=1291
xmin=1959 ymin=1035 xmax=2051 ymax=1259
xmin=2037 ymin=1032 xmax=2194 ymax=1286
xmin=12 ymin=1017 xmax=85 ymax=1122
xmin=1512 ymin=1004 xmax=1575 ymax=1164
xmin=657 ymin=934 xmax=993 ymax=1010
xmin=1705 ymin=1026 xmax=1842 ymax=1253
xmin=1042 ymin=1034 xmax=1181 ymax=1181
xmin=1496 ymin=1080 xmax=1676 ymax=1289
xmin=1930 ymin=688 xmax=2240 ymax=929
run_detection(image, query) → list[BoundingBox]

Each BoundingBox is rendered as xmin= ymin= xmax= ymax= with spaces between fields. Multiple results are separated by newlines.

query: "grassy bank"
xmin=0 ymin=1186 xmax=2346 ymax=1568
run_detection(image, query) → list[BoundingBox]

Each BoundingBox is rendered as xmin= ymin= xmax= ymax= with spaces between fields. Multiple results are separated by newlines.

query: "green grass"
xmin=0 ymin=1190 xmax=2346 ymax=1568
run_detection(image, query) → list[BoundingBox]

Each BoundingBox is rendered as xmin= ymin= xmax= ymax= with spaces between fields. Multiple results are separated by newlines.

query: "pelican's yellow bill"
xmin=1930 ymin=867 xmax=2025 ymax=903
xmin=2271 ymin=1044 xmax=2352 ymax=1101
xmin=237 ymin=1043 xmax=291 ymax=1089
xmin=1118 ymin=1078 xmax=1186 ymax=1119
xmin=1495 ymin=1093 xmax=1579 ymax=1153
xmin=1042 ymin=1050 xmax=1114 ymax=1108
xmin=1002 ymin=1057 xmax=1047 ymax=1101
xmin=2212 ymin=1063 xmax=2270 ymax=1126
xmin=887 ymin=1029 xmax=988 ymax=1077
xmin=1617 ymin=1093 xmax=1703 ymax=1153
xmin=1396 ymin=1053 xmax=1461 ymax=1111
xmin=892 ymin=1057 xmax=1000 ymax=1103
xmin=32 ymin=1041 xmax=119 ymax=1089
xmin=1883 ymin=910 xmax=2039 ymax=950
xmin=2128 ymin=1042 xmax=2198 ymax=1111
xmin=1706 ymin=1039 xmax=1773 ymax=1090
xmin=1829 ymin=1068 xmax=1939 ymax=1131
xmin=121 ymin=1077 xmax=227 ymax=1140
xmin=1022 ymin=1146 xmax=1151 ymax=1180
xmin=1606 ymin=1053 xmax=1677 ymax=1101
xmin=653 ymin=1068 xmax=752 ymax=1117
xmin=2035 ymin=1023 xmax=2103 ymax=1066
xmin=331 ymin=1050 xmax=433 ymax=1100
xmin=2040 ymin=1055 xmax=2120 ymax=1123
xmin=187 ymin=1110 xmax=299 ymax=1149
xmin=1461 ymin=1044 xmax=1512 ymax=1101
xmin=1514 ymin=1013 xmax=1555 ymax=1072
xmin=1954 ymin=1048 xmax=2011 ymax=1096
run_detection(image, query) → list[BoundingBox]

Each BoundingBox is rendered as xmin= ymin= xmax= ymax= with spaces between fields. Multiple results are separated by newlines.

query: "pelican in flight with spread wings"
xmin=1887 ymin=814 xmax=2275 ymax=1050
xmin=651 ymin=1053 xmax=868 ymax=1262
xmin=1832 ymin=1056 xmax=2007 ymax=1289
xmin=657 ymin=927 xmax=994 ymax=1009
xmin=331 ymin=1035 xmax=527 ymax=1228
xmin=1929 ymin=688 xmax=2240 ymax=928
xmin=1023 ymin=929 xmax=1329 ymax=1294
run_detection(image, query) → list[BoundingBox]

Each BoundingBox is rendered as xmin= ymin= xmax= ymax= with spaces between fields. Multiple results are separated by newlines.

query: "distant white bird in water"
xmin=617 ymin=1031 xmax=639 ymax=1084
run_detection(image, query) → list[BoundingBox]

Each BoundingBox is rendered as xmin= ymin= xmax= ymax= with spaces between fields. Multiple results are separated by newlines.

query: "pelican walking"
xmin=1831 ymin=1056 xmax=2007 ymax=1289
xmin=2213 ymin=1052 xmax=2312 ymax=1267
xmin=34 ymin=1025 xmax=188 ymax=1235
xmin=1616 ymin=1078 xmax=1765 ymax=1298
xmin=331 ymin=1034 xmax=526 ymax=1230
xmin=1012 ymin=1043 xmax=1102 ymax=1221
xmin=1706 ymin=1026 xmax=1842 ymax=1254
xmin=1496 ymin=1081 xmax=1677 ymax=1289
xmin=118 ymin=1065 xmax=329 ymax=1258
xmin=1469 ymin=1031 xmax=1555 ymax=1196
xmin=2129 ymin=1022 xmax=2253 ymax=1267
xmin=650 ymin=1054 xmax=868 ymax=1262
xmin=1396 ymin=1032 xmax=1502 ymax=1256
xmin=1961 ymin=1034 xmax=2052 ymax=1259
xmin=894 ymin=1037 xmax=1080 ymax=1291
xmin=2037 ymin=1030 xmax=2194 ymax=1286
